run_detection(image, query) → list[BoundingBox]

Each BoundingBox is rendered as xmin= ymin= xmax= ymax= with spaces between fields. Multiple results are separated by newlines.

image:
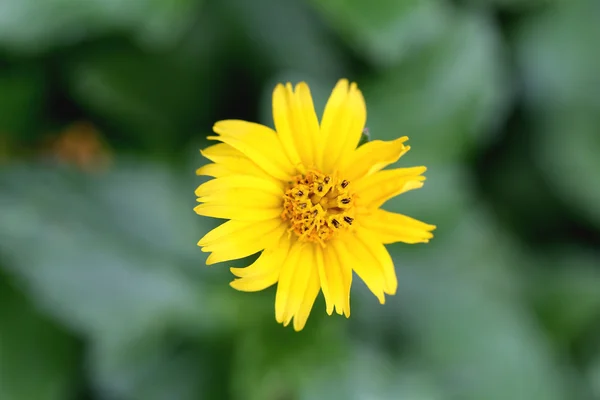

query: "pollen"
xmin=281 ymin=170 xmax=355 ymax=245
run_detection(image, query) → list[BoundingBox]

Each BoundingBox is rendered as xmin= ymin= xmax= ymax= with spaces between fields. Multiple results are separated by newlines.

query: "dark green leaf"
xmin=310 ymin=0 xmax=451 ymax=67
xmin=363 ymin=10 xmax=511 ymax=164
xmin=0 ymin=66 xmax=46 ymax=137
xmin=515 ymin=3 xmax=600 ymax=228
xmin=0 ymin=275 xmax=79 ymax=400
xmin=528 ymin=249 xmax=600 ymax=346
xmin=65 ymin=38 xmax=217 ymax=151
xmin=230 ymin=314 xmax=348 ymax=400
xmin=223 ymin=0 xmax=345 ymax=79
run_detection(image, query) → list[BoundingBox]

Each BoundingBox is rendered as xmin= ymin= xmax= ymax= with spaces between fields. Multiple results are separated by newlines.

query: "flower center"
xmin=281 ymin=170 xmax=355 ymax=245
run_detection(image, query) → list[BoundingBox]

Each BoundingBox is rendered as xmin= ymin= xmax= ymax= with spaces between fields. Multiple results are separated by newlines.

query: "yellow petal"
xmin=315 ymin=245 xmax=333 ymax=315
xmin=229 ymin=270 xmax=279 ymax=292
xmin=340 ymin=137 xmax=410 ymax=182
xmin=199 ymin=219 xmax=254 ymax=247
xmin=336 ymin=233 xmax=387 ymax=304
xmin=199 ymin=143 xmax=274 ymax=180
xmin=291 ymin=82 xmax=320 ymax=169
xmin=198 ymin=189 xmax=282 ymax=209
xmin=321 ymin=81 xmax=366 ymax=173
xmin=293 ymin=262 xmax=320 ymax=331
xmin=359 ymin=209 xmax=436 ymax=244
xmin=195 ymin=175 xmax=283 ymax=198
xmin=272 ymin=84 xmax=305 ymax=172
xmin=281 ymin=244 xmax=317 ymax=327
xmin=195 ymin=175 xmax=283 ymax=220
xmin=198 ymin=217 xmax=282 ymax=248
xmin=211 ymin=120 xmax=295 ymax=181
xmin=201 ymin=142 xmax=240 ymax=159
xmin=355 ymin=229 xmax=397 ymax=295
xmin=319 ymin=79 xmax=348 ymax=163
xmin=275 ymin=242 xmax=304 ymax=324
xmin=194 ymin=203 xmax=282 ymax=221
xmin=229 ymin=234 xmax=291 ymax=292
xmin=230 ymin=233 xmax=291 ymax=277
xmin=324 ymin=242 xmax=352 ymax=317
xmin=202 ymin=220 xmax=286 ymax=265
xmin=270 ymin=82 xmax=320 ymax=170
xmin=196 ymin=164 xmax=224 ymax=178
xmin=353 ymin=167 xmax=427 ymax=208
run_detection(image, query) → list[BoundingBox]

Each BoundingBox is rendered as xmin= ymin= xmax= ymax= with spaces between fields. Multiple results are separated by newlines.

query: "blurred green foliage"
xmin=1 ymin=0 xmax=600 ymax=399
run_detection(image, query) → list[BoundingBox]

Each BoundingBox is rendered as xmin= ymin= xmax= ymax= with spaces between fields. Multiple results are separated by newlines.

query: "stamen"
xmin=281 ymin=170 xmax=355 ymax=244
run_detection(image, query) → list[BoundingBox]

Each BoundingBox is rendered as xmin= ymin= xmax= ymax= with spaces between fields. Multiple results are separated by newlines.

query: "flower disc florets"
xmin=281 ymin=170 xmax=355 ymax=245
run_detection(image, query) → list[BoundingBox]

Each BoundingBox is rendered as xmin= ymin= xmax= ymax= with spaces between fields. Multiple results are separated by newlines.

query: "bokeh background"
xmin=1 ymin=0 xmax=600 ymax=399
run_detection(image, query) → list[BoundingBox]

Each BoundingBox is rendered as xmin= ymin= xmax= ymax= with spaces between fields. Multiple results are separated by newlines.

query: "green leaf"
xmin=230 ymin=313 xmax=348 ymax=400
xmin=514 ymin=2 xmax=600 ymax=112
xmin=589 ymin=354 xmax=600 ymax=399
xmin=0 ymin=161 xmax=235 ymax=341
xmin=0 ymin=159 xmax=262 ymax=399
xmin=65 ymin=38 xmax=216 ymax=151
xmin=397 ymin=268 xmax=568 ymax=400
xmin=88 ymin=335 xmax=210 ymax=400
xmin=463 ymin=0 xmax=556 ymax=10
xmin=0 ymin=0 xmax=199 ymax=54
xmin=0 ymin=66 xmax=46 ymax=137
xmin=363 ymin=10 xmax=511 ymax=164
xmin=528 ymin=249 xmax=600 ymax=347
xmin=515 ymin=3 xmax=600 ymax=228
xmin=532 ymin=112 xmax=600 ymax=228
xmin=383 ymin=164 xmax=476 ymax=245
xmin=301 ymin=348 xmax=444 ymax=400
xmin=352 ymin=206 xmax=572 ymax=400
xmin=310 ymin=0 xmax=451 ymax=67
xmin=223 ymin=0 xmax=345 ymax=79
xmin=0 ymin=275 xmax=79 ymax=400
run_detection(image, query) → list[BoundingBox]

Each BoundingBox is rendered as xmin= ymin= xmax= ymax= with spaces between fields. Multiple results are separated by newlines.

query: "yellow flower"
xmin=195 ymin=79 xmax=435 ymax=331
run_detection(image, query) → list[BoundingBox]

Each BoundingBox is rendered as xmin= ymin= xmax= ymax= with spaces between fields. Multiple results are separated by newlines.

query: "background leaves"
xmin=1 ymin=0 xmax=599 ymax=399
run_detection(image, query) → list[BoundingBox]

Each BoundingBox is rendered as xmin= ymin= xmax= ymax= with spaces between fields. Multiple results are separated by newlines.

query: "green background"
xmin=1 ymin=0 xmax=600 ymax=399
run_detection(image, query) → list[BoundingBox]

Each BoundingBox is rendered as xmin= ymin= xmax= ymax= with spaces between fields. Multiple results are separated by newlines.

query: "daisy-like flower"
xmin=195 ymin=79 xmax=435 ymax=331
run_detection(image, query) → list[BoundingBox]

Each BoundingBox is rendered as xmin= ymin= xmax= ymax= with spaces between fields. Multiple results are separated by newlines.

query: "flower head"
xmin=195 ymin=79 xmax=435 ymax=331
